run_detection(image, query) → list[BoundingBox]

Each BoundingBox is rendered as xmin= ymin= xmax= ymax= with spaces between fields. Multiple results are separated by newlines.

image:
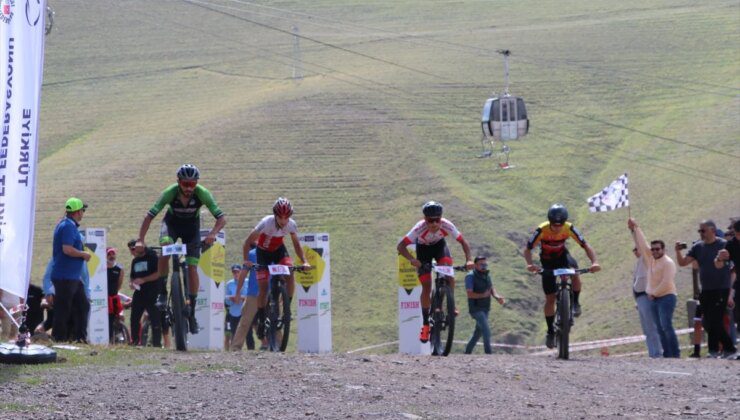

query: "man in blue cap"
xmin=51 ymin=197 xmax=91 ymax=342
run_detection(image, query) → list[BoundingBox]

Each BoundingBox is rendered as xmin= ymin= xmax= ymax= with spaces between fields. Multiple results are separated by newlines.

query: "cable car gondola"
xmin=481 ymin=50 xmax=529 ymax=142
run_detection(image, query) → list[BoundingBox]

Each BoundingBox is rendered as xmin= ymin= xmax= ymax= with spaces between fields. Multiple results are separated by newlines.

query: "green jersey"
xmin=147 ymin=184 xmax=224 ymax=222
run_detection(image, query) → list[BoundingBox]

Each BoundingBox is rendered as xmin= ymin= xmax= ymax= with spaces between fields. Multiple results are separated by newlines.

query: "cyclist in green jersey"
xmin=135 ymin=164 xmax=226 ymax=333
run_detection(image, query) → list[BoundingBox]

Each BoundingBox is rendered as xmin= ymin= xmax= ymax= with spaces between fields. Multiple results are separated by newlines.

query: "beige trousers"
xmin=230 ymin=296 xmax=259 ymax=351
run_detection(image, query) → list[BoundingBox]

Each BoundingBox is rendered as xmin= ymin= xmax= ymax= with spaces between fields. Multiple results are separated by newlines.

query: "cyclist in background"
xmin=237 ymin=198 xmax=310 ymax=337
xmin=136 ymin=164 xmax=226 ymax=334
xmin=523 ymin=203 xmax=601 ymax=348
xmin=397 ymin=201 xmax=474 ymax=343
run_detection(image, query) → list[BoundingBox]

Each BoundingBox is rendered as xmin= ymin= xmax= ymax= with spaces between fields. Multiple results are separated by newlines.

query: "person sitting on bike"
xmin=397 ymin=200 xmax=474 ymax=343
xmin=135 ymin=164 xmax=226 ymax=334
xmin=523 ymin=203 xmax=601 ymax=349
xmin=238 ymin=197 xmax=310 ymax=337
xmin=106 ymin=247 xmax=125 ymax=342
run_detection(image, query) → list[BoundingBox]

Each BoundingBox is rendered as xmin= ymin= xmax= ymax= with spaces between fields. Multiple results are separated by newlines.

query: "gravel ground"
xmin=2 ymin=350 xmax=739 ymax=419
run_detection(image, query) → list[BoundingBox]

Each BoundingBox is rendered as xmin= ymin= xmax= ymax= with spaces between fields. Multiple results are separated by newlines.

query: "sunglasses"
xmin=180 ymin=180 xmax=197 ymax=188
xmin=426 ymin=218 xmax=441 ymax=224
xmin=650 ymin=247 xmax=663 ymax=252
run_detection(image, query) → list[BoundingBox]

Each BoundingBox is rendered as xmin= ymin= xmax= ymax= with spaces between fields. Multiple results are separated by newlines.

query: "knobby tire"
xmin=431 ymin=286 xmax=455 ymax=356
xmin=171 ymin=270 xmax=188 ymax=352
xmin=557 ymin=287 xmax=570 ymax=360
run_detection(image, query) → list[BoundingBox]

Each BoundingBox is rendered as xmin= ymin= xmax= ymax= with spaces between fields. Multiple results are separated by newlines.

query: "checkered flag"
xmin=587 ymin=173 xmax=629 ymax=213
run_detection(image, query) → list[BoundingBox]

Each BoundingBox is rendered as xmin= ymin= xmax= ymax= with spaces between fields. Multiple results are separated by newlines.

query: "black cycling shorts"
xmin=416 ymin=240 xmax=453 ymax=281
xmin=540 ymin=252 xmax=578 ymax=295
xmin=225 ymin=314 xmax=241 ymax=336
xmin=255 ymin=245 xmax=293 ymax=282
xmin=160 ymin=216 xmax=200 ymax=264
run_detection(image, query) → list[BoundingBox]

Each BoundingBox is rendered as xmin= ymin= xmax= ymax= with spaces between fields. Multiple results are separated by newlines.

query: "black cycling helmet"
xmin=177 ymin=164 xmax=200 ymax=181
xmin=547 ymin=204 xmax=569 ymax=224
xmin=422 ymin=201 xmax=443 ymax=218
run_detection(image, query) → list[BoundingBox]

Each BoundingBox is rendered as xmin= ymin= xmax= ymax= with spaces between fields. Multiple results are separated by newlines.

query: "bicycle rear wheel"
xmin=430 ymin=286 xmax=455 ymax=356
xmin=557 ymin=288 xmax=571 ymax=360
xmin=111 ymin=320 xmax=130 ymax=345
xmin=170 ymin=270 xmax=188 ymax=351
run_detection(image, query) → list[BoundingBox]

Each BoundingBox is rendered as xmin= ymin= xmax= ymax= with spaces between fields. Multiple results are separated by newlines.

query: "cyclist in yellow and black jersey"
xmin=523 ymin=204 xmax=601 ymax=349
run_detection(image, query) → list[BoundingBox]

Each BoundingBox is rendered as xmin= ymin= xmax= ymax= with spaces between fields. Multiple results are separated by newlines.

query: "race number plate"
xmin=433 ymin=265 xmax=454 ymax=277
xmin=553 ymin=268 xmax=575 ymax=276
xmin=162 ymin=244 xmax=187 ymax=256
xmin=268 ymin=265 xmax=291 ymax=276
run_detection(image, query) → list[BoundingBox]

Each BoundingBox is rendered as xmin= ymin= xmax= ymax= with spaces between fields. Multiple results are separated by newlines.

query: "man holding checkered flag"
xmin=587 ymin=173 xmax=630 ymax=213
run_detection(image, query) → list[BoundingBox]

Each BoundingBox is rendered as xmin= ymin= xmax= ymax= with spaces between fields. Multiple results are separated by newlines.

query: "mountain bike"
xmin=425 ymin=263 xmax=467 ymax=356
xmin=250 ymin=264 xmax=307 ymax=352
xmin=151 ymin=243 xmax=191 ymax=351
xmin=538 ymin=267 xmax=591 ymax=360
xmin=108 ymin=295 xmax=130 ymax=345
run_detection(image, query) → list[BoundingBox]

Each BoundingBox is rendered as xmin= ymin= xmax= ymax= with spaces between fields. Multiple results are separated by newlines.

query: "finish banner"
xmin=295 ymin=233 xmax=331 ymax=353
xmin=190 ymin=229 xmax=226 ymax=350
xmin=81 ymin=228 xmax=108 ymax=345
xmin=0 ymin=0 xmax=47 ymax=299
xmin=397 ymin=244 xmax=430 ymax=355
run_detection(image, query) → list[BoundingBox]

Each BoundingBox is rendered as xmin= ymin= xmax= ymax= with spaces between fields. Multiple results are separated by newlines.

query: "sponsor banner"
xmin=190 ymin=229 xmax=226 ymax=350
xmin=0 ymin=0 xmax=47 ymax=299
xmin=398 ymin=245 xmax=430 ymax=355
xmin=296 ymin=233 xmax=331 ymax=353
xmin=81 ymin=228 xmax=108 ymax=345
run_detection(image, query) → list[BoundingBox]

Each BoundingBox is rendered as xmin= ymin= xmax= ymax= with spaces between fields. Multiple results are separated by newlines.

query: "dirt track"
xmin=2 ymin=349 xmax=739 ymax=419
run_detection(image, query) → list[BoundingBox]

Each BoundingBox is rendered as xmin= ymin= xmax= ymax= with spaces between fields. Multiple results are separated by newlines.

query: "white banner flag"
xmin=587 ymin=173 xmax=629 ymax=213
xmin=0 ymin=0 xmax=47 ymax=299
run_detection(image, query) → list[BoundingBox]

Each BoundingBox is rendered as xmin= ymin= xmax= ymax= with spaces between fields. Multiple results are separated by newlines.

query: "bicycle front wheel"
xmin=170 ymin=271 xmax=188 ymax=351
xmin=430 ymin=286 xmax=455 ymax=356
xmin=111 ymin=321 xmax=130 ymax=345
xmin=266 ymin=279 xmax=291 ymax=352
xmin=557 ymin=289 xmax=571 ymax=360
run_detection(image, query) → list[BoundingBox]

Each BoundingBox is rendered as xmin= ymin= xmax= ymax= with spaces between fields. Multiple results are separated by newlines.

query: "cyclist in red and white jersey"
xmin=397 ymin=201 xmax=474 ymax=343
xmin=237 ymin=198 xmax=310 ymax=336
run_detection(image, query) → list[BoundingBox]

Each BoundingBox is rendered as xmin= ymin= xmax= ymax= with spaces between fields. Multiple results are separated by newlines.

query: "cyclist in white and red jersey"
xmin=237 ymin=198 xmax=310 ymax=337
xmin=397 ymin=201 xmax=474 ymax=343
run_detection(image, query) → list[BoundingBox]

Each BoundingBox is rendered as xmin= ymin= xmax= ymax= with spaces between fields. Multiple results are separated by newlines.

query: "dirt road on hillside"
xmin=2 ymin=351 xmax=738 ymax=419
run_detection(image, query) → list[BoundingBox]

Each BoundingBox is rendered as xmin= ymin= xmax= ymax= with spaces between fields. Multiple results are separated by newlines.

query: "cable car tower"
xmin=479 ymin=50 xmax=529 ymax=169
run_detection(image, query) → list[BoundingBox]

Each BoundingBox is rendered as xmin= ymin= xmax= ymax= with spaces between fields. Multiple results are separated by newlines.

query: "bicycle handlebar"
xmin=536 ymin=268 xmax=592 ymax=276
xmin=242 ymin=263 xmax=312 ymax=272
xmin=420 ymin=263 xmax=468 ymax=272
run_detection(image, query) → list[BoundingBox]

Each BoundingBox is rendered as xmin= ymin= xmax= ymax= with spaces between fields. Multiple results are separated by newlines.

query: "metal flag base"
xmin=0 ymin=341 xmax=57 ymax=364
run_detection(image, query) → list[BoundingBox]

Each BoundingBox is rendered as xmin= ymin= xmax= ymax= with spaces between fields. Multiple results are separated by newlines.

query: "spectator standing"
xmin=464 ymin=256 xmax=505 ymax=355
xmin=677 ymin=220 xmax=736 ymax=358
xmin=629 ymin=244 xmax=662 ymax=358
xmin=106 ymin=248 xmax=125 ymax=341
xmin=231 ymin=244 xmax=263 ymax=351
xmin=224 ymin=264 xmax=249 ymax=349
xmin=50 ymin=198 xmax=91 ymax=343
xmin=628 ymin=218 xmax=679 ymax=357
xmin=128 ymin=239 xmax=162 ymax=347
xmin=716 ymin=220 xmax=739 ymax=338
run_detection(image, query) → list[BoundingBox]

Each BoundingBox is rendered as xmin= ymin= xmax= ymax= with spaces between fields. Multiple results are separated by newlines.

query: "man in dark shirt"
xmin=464 ymin=256 xmax=505 ymax=355
xmin=716 ymin=220 xmax=739 ymax=336
xmin=127 ymin=239 xmax=162 ymax=347
xmin=676 ymin=220 xmax=736 ymax=358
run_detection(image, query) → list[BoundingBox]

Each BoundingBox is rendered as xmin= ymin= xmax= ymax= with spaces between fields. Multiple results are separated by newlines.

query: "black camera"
xmin=678 ymin=242 xmax=688 ymax=250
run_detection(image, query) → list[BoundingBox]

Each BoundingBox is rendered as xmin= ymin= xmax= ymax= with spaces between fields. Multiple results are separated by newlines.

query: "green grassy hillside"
xmin=30 ymin=0 xmax=739 ymax=351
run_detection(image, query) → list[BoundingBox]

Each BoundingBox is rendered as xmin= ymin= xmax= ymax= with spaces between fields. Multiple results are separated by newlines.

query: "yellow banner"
xmin=397 ymin=251 xmax=419 ymax=289
xmin=84 ymin=246 xmax=100 ymax=278
xmin=199 ymin=242 xmax=226 ymax=284
xmin=296 ymin=246 xmax=325 ymax=288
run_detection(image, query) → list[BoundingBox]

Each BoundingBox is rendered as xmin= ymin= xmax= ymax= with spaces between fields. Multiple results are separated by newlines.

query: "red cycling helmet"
xmin=273 ymin=197 xmax=293 ymax=217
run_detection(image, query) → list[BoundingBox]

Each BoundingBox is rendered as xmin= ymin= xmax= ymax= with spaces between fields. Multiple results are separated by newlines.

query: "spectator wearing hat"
xmin=677 ymin=220 xmax=736 ymax=358
xmin=50 ymin=197 xmax=91 ymax=342
xmin=224 ymin=264 xmax=250 ymax=349
xmin=106 ymin=247 xmax=125 ymax=341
